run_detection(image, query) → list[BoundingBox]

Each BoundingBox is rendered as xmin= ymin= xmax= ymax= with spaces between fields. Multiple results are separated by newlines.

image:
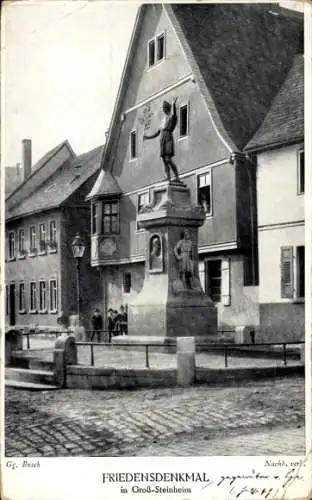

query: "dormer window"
xmin=102 ymin=200 xmax=119 ymax=234
xmin=148 ymin=33 xmax=165 ymax=67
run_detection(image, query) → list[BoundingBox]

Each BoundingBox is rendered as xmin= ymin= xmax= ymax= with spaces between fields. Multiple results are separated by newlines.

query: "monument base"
xmin=127 ymin=179 xmax=218 ymax=344
xmin=112 ymin=333 xmax=234 ymax=354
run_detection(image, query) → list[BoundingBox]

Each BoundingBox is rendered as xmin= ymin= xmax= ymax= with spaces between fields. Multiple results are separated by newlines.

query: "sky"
xmin=2 ymin=1 xmax=139 ymax=166
xmin=2 ymin=1 xmax=304 ymax=167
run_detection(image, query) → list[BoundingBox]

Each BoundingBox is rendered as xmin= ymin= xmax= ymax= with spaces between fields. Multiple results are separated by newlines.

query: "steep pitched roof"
xmin=6 ymin=140 xmax=74 ymax=203
xmin=170 ymin=3 xmax=303 ymax=150
xmin=86 ymin=169 xmax=122 ymax=200
xmin=100 ymin=3 xmax=303 ymax=177
xmin=6 ymin=145 xmax=104 ymax=221
xmin=245 ymin=55 xmax=304 ymax=152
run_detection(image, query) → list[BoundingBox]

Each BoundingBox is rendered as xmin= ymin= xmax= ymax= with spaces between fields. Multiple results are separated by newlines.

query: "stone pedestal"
xmin=128 ymin=181 xmax=217 ymax=339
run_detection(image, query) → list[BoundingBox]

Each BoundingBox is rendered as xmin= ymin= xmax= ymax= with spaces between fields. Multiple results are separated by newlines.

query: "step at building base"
xmin=5 ymin=380 xmax=59 ymax=391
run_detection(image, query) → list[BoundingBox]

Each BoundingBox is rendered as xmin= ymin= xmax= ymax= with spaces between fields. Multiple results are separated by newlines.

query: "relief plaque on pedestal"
xmin=149 ymin=233 xmax=163 ymax=273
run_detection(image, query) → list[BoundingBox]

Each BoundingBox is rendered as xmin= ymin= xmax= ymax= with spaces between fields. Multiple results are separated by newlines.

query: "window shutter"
xmin=221 ymin=258 xmax=231 ymax=306
xmin=198 ymin=261 xmax=205 ymax=292
xmin=281 ymin=246 xmax=294 ymax=298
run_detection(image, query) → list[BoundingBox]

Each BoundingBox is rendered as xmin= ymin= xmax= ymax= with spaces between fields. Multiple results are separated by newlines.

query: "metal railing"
xmin=196 ymin=341 xmax=305 ymax=368
xmin=20 ymin=328 xmax=126 ymax=349
xmin=17 ymin=329 xmax=304 ymax=369
xmin=76 ymin=341 xmax=162 ymax=368
xmin=22 ymin=329 xmax=63 ymax=349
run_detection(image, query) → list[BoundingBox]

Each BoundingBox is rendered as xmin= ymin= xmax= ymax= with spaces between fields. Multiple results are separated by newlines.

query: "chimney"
xmin=22 ymin=139 xmax=32 ymax=179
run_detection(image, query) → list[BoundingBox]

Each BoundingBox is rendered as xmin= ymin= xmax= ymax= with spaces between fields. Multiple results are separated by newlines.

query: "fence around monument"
xmin=17 ymin=329 xmax=304 ymax=369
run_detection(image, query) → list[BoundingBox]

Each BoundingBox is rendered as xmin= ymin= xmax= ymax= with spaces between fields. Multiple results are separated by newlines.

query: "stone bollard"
xmin=5 ymin=336 xmax=12 ymax=366
xmin=5 ymin=330 xmax=23 ymax=366
xmin=53 ymin=335 xmax=77 ymax=388
xmin=235 ymin=326 xmax=255 ymax=344
xmin=177 ymin=337 xmax=195 ymax=387
xmin=299 ymin=344 xmax=305 ymax=366
xmin=53 ymin=349 xmax=65 ymax=387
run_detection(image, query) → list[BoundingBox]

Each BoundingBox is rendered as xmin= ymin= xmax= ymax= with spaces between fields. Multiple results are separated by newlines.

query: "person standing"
xmin=91 ymin=309 xmax=103 ymax=342
xmin=119 ymin=305 xmax=128 ymax=336
xmin=107 ymin=308 xmax=115 ymax=343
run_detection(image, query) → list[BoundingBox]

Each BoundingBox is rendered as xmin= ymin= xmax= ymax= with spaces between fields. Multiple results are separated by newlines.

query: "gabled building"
xmin=87 ymin=3 xmax=303 ymax=331
xmin=5 ymin=140 xmax=104 ymax=330
xmin=245 ymin=54 xmax=304 ymax=341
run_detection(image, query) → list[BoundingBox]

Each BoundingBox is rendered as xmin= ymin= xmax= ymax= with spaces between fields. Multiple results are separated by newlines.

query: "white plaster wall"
xmin=257 ymin=144 xmax=304 ymax=227
xmin=259 ymin=224 xmax=304 ymax=303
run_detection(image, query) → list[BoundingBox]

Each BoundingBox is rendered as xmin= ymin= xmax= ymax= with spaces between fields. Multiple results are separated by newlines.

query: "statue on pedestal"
xmin=174 ymin=229 xmax=194 ymax=289
xmin=143 ymin=97 xmax=180 ymax=182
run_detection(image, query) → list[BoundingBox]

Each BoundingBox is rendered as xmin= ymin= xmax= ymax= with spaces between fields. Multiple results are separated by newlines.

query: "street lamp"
xmin=71 ymin=233 xmax=86 ymax=322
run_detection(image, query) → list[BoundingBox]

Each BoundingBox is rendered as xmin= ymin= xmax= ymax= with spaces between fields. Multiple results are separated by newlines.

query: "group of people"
xmin=91 ymin=305 xmax=128 ymax=343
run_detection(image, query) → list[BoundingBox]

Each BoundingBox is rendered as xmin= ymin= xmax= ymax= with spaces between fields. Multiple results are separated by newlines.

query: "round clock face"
xmin=100 ymin=238 xmax=117 ymax=256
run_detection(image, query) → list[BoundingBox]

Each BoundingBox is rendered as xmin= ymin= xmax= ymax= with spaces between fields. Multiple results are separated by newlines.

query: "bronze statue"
xmin=174 ymin=229 xmax=194 ymax=289
xmin=143 ymin=98 xmax=180 ymax=182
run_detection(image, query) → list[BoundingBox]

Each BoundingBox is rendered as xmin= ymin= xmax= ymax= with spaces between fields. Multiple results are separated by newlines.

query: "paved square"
xmin=5 ymin=376 xmax=304 ymax=457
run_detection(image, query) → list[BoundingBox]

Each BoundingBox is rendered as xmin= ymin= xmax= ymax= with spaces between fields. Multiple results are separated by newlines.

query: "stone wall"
xmin=258 ymin=303 xmax=305 ymax=342
xmin=66 ymin=366 xmax=177 ymax=389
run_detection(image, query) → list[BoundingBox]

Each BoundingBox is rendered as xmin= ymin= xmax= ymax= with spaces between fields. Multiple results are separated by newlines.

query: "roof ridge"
xmin=6 ymin=144 xmax=104 ymax=221
xmin=6 ymin=140 xmax=75 ymax=202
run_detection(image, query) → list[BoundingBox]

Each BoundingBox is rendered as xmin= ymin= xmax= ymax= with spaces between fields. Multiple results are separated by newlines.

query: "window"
xmin=30 ymin=226 xmax=36 ymax=252
xmin=92 ymin=203 xmax=98 ymax=234
xmin=298 ymin=149 xmax=304 ymax=194
xmin=296 ymin=246 xmax=305 ymax=298
xmin=50 ymin=280 xmax=58 ymax=311
xmin=281 ymin=246 xmax=305 ymax=300
xmin=18 ymin=229 xmax=25 ymax=255
xmin=179 ymin=104 xmax=189 ymax=137
xmin=198 ymin=170 xmax=212 ymax=216
xmin=19 ymin=283 xmax=25 ymax=312
xmin=130 ymin=130 xmax=137 ymax=159
xmin=157 ymin=34 xmax=165 ymax=60
xmin=281 ymin=246 xmax=293 ymax=298
xmin=49 ymin=220 xmax=57 ymax=250
xmin=102 ymin=201 xmax=119 ymax=234
xmin=148 ymin=33 xmax=165 ymax=67
xmin=138 ymin=192 xmax=149 ymax=212
xmin=137 ymin=191 xmax=149 ymax=229
xmin=6 ymin=285 xmax=8 ymax=316
xmin=123 ymin=272 xmax=132 ymax=294
xmin=205 ymin=259 xmax=222 ymax=303
xmin=39 ymin=281 xmax=47 ymax=311
xmin=148 ymin=39 xmax=155 ymax=67
xmin=30 ymin=282 xmax=37 ymax=311
xmin=39 ymin=223 xmax=46 ymax=252
xmin=9 ymin=232 xmax=15 ymax=259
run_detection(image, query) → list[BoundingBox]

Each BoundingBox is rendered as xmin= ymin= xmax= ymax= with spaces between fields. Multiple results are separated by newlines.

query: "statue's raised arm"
xmin=142 ymin=97 xmax=180 ymax=183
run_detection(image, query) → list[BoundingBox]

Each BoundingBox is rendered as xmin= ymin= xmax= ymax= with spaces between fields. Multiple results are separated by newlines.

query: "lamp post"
xmin=71 ymin=233 xmax=86 ymax=322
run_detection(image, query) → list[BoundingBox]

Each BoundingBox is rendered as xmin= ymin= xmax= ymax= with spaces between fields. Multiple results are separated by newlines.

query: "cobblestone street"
xmin=5 ymin=376 xmax=305 ymax=457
